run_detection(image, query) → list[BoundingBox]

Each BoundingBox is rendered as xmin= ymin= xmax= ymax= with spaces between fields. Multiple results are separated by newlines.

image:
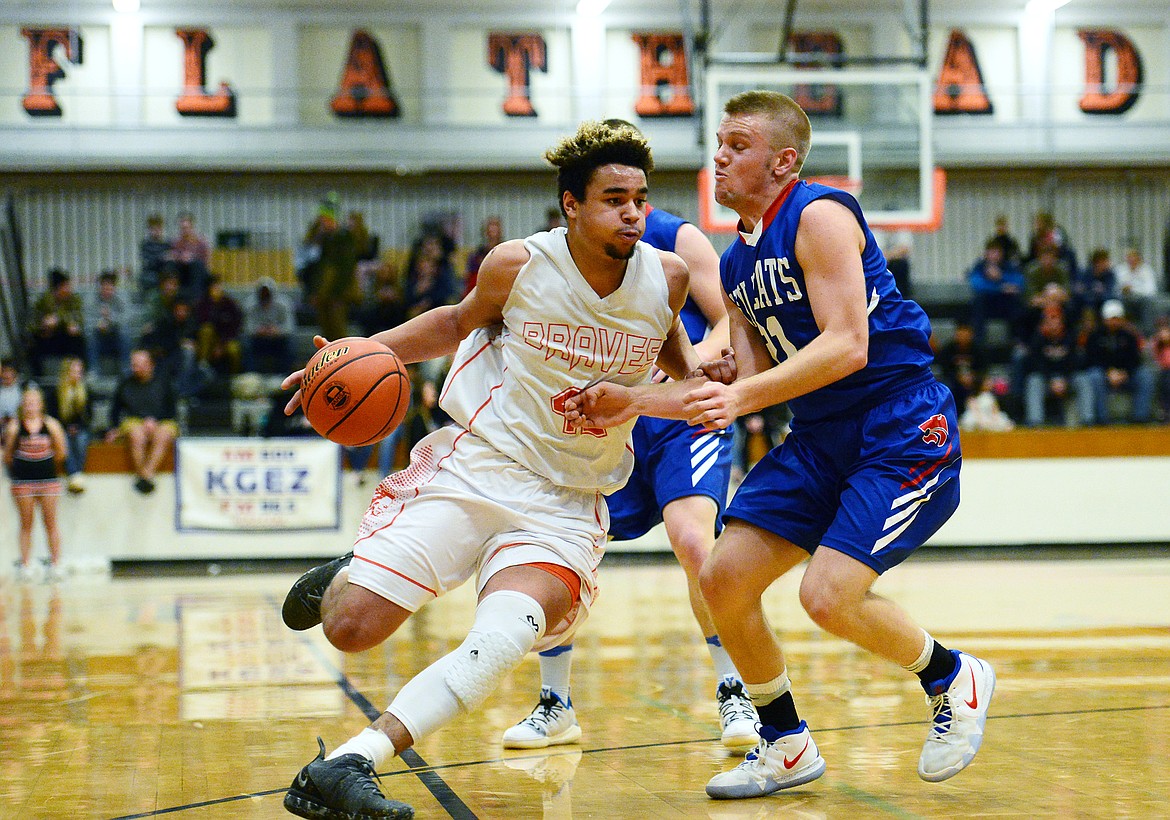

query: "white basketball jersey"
xmin=439 ymin=228 xmax=674 ymax=492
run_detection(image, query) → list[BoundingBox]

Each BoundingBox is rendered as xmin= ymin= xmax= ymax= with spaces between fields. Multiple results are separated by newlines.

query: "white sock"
xmin=705 ymin=635 xmax=738 ymax=682
xmin=538 ymin=644 xmax=574 ymax=705
xmin=902 ymin=629 xmax=934 ymax=674
xmin=326 ymin=727 xmax=396 ymax=770
xmin=744 ymin=670 xmax=792 ymax=708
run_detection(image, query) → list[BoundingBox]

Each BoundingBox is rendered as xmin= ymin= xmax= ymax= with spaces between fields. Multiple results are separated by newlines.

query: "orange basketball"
xmin=300 ymin=337 xmax=411 ymax=447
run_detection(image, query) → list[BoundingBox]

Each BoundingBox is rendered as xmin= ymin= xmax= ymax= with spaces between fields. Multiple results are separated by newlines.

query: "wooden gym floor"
xmin=1 ymin=547 xmax=1168 ymax=819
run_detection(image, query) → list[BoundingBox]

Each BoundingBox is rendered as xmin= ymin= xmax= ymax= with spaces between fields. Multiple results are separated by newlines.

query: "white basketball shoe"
xmin=706 ymin=721 xmax=825 ymax=799
xmin=918 ymin=651 xmax=996 ymax=782
xmin=716 ymin=676 xmax=760 ymax=749
xmin=502 ymin=687 xmax=582 ymax=749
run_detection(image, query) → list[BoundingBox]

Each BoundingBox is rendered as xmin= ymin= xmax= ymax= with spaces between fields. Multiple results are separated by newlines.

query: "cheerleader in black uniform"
xmin=2 ymin=385 xmax=66 ymax=581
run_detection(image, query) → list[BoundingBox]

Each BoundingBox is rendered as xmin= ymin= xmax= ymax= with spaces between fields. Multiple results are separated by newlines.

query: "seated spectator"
xmin=1023 ymin=306 xmax=1078 ymax=427
xmin=0 ymin=358 xmax=25 ymax=443
xmin=243 ymin=277 xmax=295 ymax=374
xmin=1071 ymin=247 xmax=1116 ymax=318
xmin=1116 ymin=245 xmax=1159 ymax=332
xmin=1074 ymin=299 xmax=1155 ymax=425
xmin=463 ymin=215 xmax=503 ymax=298
xmin=959 ymin=372 xmax=1015 ymax=431
xmin=142 ymin=297 xmax=213 ymax=400
xmin=171 ymin=212 xmax=211 ymax=298
xmin=139 ymin=213 xmax=173 ymax=296
xmin=357 ymin=259 xmax=403 ymax=337
xmin=402 ymin=231 xmax=457 ymax=383
xmin=967 ymin=240 xmax=1025 ymax=346
xmin=106 ymin=349 xmax=179 ymax=494
xmin=194 ymin=276 xmax=243 ymax=375
xmin=1151 ymin=315 xmax=1170 ymax=422
xmin=1024 ymin=210 xmax=1077 ymax=273
xmin=936 ymin=323 xmax=986 ymax=412
xmin=1023 ymin=242 xmax=1072 ymax=305
xmin=140 ymin=268 xmax=183 ymax=339
xmin=48 ymin=357 xmax=92 ymax=494
xmin=986 ymin=213 xmax=1022 ymax=266
xmin=28 ymin=268 xmax=87 ymax=378
xmin=85 ymin=269 xmax=132 ymax=376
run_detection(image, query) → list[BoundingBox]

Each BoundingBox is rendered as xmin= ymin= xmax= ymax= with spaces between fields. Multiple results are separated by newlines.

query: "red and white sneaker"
xmin=706 ymin=721 xmax=825 ymax=799
xmin=918 ymin=651 xmax=996 ymax=782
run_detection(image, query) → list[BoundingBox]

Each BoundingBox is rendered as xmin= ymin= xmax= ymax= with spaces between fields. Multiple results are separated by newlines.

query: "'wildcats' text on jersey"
xmin=720 ymin=179 xmax=935 ymax=422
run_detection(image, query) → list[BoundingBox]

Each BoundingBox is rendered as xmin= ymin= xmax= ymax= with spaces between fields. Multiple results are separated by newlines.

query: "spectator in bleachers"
xmin=1024 ymin=210 xmax=1077 ymax=273
xmin=299 ymin=195 xmax=360 ymax=341
xmin=242 ymin=277 xmax=295 ymax=374
xmin=1116 ymin=244 xmax=1159 ymax=331
xmin=967 ymin=239 xmax=1025 ymax=346
xmin=1151 ymin=314 xmax=1170 ymax=422
xmin=1011 ymin=282 xmax=1074 ymax=412
xmin=401 ymin=229 xmax=457 ymax=384
xmin=986 ymin=213 xmax=1022 ymax=266
xmin=27 ymin=268 xmax=86 ymax=379
xmin=170 ymin=212 xmax=211 ymax=298
xmin=357 ymin=258 xmax=403 ymax=337
xmin=463 ymin=215 xmax=503 ymax=298
xmin=936 ymin=322 xmax=985 ymax=413
xmin=1071 ymin=247 xmax=1117 ymax=318
xmin=0 ymin=358 xmax=25 ymax=442
xmin=140 ymin=269 xmax=183 ymax=339
xmin=49 ymin=357 xmax=92 ymax=494
xmin=139 ymin=213 xmax=173 ymax=296
xmin=194 ymin=276 xmax=243 ymax=375
xmin=1022 ymin=305 xmax=1078 ymax=427
xmin=141 ymin=297 xmax=211 ymax=399
xmin=84 ymin=269 xmax=132 ymax=376
xmin=1074 ymin=299 xmax=1155 ymax=425
xmin=959 ymin=371 xmax=1015 ymax=431
xmin=1023 ymin=241 xmax=1072 ymax=305
xmin=106 ymin=348 xmax=179 ymax=494
xmin=541 ymin=206 xmax=565 ymax=232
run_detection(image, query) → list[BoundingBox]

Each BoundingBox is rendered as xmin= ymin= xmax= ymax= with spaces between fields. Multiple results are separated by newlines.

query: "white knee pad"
xmin=444 ymin=590 xmax=546 ymax=711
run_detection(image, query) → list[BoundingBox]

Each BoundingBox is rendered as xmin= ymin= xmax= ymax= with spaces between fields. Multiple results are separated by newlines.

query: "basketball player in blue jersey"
xmin=502 ymin=194 xmax=760 ymax=752
xmin=563 ymin=90 xmax=996 ymax=798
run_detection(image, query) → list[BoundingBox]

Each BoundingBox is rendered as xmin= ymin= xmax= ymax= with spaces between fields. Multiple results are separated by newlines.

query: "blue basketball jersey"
xmin=720 ymin=180 xmax=935 ymax=421
xmin=645 ymin=207 xmax=708 ymax=345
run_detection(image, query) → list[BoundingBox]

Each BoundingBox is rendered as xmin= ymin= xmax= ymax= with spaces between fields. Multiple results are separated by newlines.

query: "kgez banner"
xmin=176 ymin=438 xmax=342 ymax=532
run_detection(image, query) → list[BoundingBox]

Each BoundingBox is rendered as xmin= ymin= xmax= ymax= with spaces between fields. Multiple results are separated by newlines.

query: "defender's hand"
xmin=563 ymin=382 xmax=636 ymax=429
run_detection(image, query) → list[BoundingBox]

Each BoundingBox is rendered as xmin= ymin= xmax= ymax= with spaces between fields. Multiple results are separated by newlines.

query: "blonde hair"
xmin=56 ymin=357 xmax=87 ymax=424
xmin=724 ymin=90 xmax=812 ymax=173
xmin=544 ymin=120 xmax=653 ymax=216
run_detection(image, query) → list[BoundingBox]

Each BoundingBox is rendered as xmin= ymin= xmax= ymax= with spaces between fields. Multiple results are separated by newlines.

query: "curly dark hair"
xmin=544 ymin=120 xmax=653 ymax=217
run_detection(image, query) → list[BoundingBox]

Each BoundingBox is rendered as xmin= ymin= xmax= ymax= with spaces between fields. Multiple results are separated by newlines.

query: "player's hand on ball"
xmin=282 ymin=335 xmax=330 ymax=415
xmin=683 ymin=379 xmax=739 ymax=431
xmin=690 ymin=347 xmax=736 ymax=385
xmin=564 ymin=382 xmax=635 ymax=429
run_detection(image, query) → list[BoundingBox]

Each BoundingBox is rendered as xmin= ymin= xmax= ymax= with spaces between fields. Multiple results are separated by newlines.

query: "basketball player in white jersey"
xmin=278 ymin=121 xmax=719 ymax=820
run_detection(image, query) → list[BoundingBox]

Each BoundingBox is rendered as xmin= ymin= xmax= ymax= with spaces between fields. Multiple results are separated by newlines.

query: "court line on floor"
xmin=106 ymin=701 xmax=1170 ymax=819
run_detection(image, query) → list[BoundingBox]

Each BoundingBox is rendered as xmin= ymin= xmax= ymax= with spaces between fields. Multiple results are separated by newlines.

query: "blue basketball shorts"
xmin=606 ymin=416 xmax=734 ymax=542
xmin=724 ymin=379 xmax=961 ymax=574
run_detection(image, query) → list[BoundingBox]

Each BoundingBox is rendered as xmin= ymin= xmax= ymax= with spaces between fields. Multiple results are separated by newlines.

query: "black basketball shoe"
xmin=284 ymin=737 xmax=413 ymax=820
xmin=282 ymin=552 xmax=353 ymax=631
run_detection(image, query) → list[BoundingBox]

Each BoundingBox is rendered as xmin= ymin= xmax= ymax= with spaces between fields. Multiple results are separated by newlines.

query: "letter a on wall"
xmin=175 ymin=29 xmax=236 ymax=117
xmin=631 ymin=33 xmax=694 ymax=117
xmin=331 ymin=30 xmax=399 ymax=118
xmin=487 ymin=33 xmax=547 ymax=117
xmin=21 ymin=28 xmax=83 ymax=117
xmin=1078 ymin=29 xmax=1142 ymax=115
xmin=934 ymin=29 xmax=992 ymax=115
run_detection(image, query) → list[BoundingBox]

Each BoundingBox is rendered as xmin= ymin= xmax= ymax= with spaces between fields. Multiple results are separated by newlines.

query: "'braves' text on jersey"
xmin=440 ymin=227 xmax=674 ymax=493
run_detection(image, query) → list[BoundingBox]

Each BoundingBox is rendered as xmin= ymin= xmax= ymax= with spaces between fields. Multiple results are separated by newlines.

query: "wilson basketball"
xmin=300 ymin=337 xmax=411 ymax=447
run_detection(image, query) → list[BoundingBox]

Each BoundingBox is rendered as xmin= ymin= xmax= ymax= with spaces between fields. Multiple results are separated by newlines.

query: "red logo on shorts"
xmin=918 ymin=414 xmax=949 ymax=446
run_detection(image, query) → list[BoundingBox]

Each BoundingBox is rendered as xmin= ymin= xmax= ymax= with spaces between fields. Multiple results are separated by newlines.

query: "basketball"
xmin=300 ymin=337 xmax=411 ymax=447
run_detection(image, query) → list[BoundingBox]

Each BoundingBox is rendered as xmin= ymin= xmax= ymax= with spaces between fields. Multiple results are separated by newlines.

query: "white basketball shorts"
xmin=348 ymin=425 xmax=607 ymax=651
